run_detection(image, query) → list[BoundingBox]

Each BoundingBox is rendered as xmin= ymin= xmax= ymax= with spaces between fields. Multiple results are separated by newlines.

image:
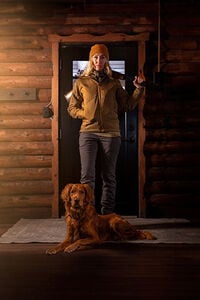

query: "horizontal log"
xmin=0 ymin=36 xmax=49 ymax=49
xmin=0 ymin=49 xmax=51 ymax=62
xmin=0 ymin=88 xmax=36 ymax=101
xmin=0 ymin=206 xmax=52 ymax=222
xmin=0 ymin=24 xmax=154 ymax=36
xmin=169 ymin=75 xmax=200 ymax=87
xmin=149 ymin=194 xmax=200 ymax=205
xmin=145 ymin=116 xmax=200 ymax=128
xmin=0 ymin=76 xmax=51 ymax=88
xmin=161 ymin=63 xmax=200 ymax=74
xmin=61 ymin=16 xmax=153 ymax=26
xmin=0 ymin=23 xmax=151 ymax=39
xmin=38 ymin=89 xmax=52 ymax=102
xmin=0 ymin=141 xmax=53 ymax=155
xmin=146 ymin=181 xmax=200 ymax=194
xmin=65 ymin=3 xmax=158 ymax=15
xmin=0 ymin=25 xmax=43 ymax=36
xmin=164 ymin=39 xmax=198 ymax=50
xmin=166 ymin=50 xmax=200 ymax=62
xmin=146 ymin=87 xmax=197 ymax=102
xmin=166 ymin=26 xmax=200 ymax=37
xmin=0 ymin=167 xmax=51 ymax=181
xmin=144 ymin=141 xmax=200 ymax=154
xmin=0 ymin=116 xmax=51 ymax=129
xmin=147 ymin=73 xmax=199 ymax=88
xmin=165 ymin=15 xmax=200 ymax=26
xmin=147 ymin=167 xmax=200 ymax=181
xmin=0 ymin=3 xmax=25 ymax=14
xmin=0 ymin=155 xmax=52 ymax=168
xmin=0 ymin=15 xmax=151 ymax=27
xmin=147 ymin=154 xmax=200 ymax=167
xmin=146 ymin=128 xmax=200 ymax=141
xmin=0 ymin=63 xmax=52 ymax=76
xmin=0 ymin=103 xmax=49 ymax=115
xmin=24 ymin=2 xmax=157 ymax=16
xmin=144 ymin=102 xmax=200 ymax=115
xmin=0 ymin=180 xmax=53 ymax=195
xmin=0 ymin=194 xmax=52 ymax=208
xmin=0 ymin=0 xmax=157 ymax=15
xmin=0 ymin=129 xmax=51 ymax=142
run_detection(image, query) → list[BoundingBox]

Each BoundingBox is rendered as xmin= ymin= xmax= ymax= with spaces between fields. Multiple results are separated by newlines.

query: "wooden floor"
xmin=0 ymin=217 xmax=200 ymax=300
xmin=0 ymin=241 xmax=200 ymax=299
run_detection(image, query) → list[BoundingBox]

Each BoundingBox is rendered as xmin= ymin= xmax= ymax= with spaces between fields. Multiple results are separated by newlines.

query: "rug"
xmin=0 ymin=217 xmax=199 ymax=244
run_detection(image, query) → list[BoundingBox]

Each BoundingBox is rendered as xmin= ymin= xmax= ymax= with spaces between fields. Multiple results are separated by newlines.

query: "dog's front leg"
xmin=46 ymin=225 xmax=77 ymax=255
xmin=64 ymin=237 xmax=101 ymax=253
xmin=46 ymin=239 xmax=72 ymax=255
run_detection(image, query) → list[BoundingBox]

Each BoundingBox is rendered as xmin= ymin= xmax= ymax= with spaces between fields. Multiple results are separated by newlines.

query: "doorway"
xmin=59 ymin=43 xmax=138 ymax=215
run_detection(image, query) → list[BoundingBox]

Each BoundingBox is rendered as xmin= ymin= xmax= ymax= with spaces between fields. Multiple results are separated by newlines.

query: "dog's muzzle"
xmin=73 ymin=199 xmax=80 ymax=209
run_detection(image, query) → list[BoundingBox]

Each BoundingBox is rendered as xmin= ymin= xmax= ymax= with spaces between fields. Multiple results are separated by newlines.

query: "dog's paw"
xmin=46 ymin=248 xmax=58 ymax=255
xmin=64 ymin=244 xmax=78 ymax=253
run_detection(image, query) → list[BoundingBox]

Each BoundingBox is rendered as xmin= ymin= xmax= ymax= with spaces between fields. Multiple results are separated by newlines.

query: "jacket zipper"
xmin=97 ymin=84 xmax=103 ymax=131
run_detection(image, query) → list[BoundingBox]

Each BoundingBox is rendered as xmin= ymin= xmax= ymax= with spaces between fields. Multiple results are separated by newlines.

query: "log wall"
xmin=0 ymin=0 xmax=199 ymax=221
xmin=145 ymin=1 xmax=200 ymax=217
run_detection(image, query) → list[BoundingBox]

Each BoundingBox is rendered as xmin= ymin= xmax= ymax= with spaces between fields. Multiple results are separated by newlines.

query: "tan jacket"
xmin=67 ymin=75 xmax=144 ymax=134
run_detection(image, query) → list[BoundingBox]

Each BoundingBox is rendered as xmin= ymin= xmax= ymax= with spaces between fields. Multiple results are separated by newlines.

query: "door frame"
xmin=48 ymin=33 xmax=149 ymax=218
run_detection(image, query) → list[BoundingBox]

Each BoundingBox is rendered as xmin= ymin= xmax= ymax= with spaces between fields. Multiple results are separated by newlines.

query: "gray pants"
xmin=79 ymin=132 xmax=121 ymax=214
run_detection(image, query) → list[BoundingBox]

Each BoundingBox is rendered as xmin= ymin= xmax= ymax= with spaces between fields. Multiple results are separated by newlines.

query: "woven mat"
xmin=0 ymin=217 xmax=199 ymax=244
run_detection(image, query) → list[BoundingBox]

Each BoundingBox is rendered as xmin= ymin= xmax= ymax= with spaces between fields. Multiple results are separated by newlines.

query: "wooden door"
xmin=59 ymin=43 xmax=138 ymax=215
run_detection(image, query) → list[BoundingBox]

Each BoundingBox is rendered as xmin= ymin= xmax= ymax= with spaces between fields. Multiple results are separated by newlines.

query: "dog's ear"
xmin=61 ymin=183 xmax=74 ymax=202
xmin=83 ymin=184 xmax=94 ymax=204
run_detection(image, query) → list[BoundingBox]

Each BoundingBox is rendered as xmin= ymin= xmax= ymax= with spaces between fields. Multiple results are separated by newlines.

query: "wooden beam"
xmin=48 ymin=32 xmax=150 ymax=43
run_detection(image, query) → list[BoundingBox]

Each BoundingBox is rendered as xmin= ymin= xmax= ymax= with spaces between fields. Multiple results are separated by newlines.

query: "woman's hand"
xmin=133 ymin=70 xmax=146 ymax=89
xmin=133 ymin=75 xmax=144 ymax=89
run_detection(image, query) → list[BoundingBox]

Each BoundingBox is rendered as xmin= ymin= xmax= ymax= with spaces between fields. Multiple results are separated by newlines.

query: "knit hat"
xmin=89 ymin=44 xmax=109 ymax=60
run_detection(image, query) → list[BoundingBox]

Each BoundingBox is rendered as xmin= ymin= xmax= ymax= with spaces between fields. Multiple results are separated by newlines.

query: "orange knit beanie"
xmin=89 ymin=44 xmax=109 ymax=60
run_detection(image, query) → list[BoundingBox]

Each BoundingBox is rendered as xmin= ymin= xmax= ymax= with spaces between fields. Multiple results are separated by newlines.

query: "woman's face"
xmin=92 ymin=53 xmax=107 ymax=71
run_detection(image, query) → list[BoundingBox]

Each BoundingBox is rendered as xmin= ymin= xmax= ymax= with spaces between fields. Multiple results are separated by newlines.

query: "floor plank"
xmin=0 ymin=243 xmax=199 ymax=300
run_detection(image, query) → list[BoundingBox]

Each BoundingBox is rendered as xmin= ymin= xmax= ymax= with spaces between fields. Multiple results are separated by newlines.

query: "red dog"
xmin=46 ymin=183 xmax=156 ymax=254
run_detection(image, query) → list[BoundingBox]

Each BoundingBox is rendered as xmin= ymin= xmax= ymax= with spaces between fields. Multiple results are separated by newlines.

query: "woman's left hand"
xmin=133 ymin=75 xmax=144 ymax=89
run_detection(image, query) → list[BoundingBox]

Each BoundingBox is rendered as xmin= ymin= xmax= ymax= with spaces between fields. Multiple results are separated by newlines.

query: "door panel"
xmin=59 ymin=43 xmax=138 ymax=215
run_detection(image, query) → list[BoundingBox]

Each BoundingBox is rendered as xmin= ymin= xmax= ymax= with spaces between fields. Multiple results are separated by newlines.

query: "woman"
xmin=68 ymin=43 xmax=144 ymax=215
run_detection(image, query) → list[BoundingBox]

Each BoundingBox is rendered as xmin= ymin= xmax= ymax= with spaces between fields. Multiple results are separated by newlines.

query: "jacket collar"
xmin=89 ymin=70 xmax=108 ymax=83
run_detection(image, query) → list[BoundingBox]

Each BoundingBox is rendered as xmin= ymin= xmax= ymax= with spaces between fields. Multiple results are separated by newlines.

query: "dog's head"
xmin=61 ymin=183 xmax=94 ymax=213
